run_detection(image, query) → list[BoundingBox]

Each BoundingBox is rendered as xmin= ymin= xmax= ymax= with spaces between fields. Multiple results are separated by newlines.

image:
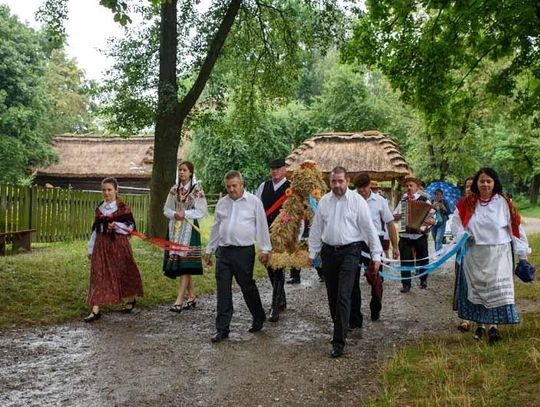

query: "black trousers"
xmin=398 ymin=235 xmax=429 ymax=287
xmin=350 ymin=240 xmax=384 ymax=326
xmin=215 ymin=246 xmax=265 ymax=334
xmin=267 ymin=267 xmax=285 ymax=284
xmin=321 ymin=242 xmax=362 ymax=348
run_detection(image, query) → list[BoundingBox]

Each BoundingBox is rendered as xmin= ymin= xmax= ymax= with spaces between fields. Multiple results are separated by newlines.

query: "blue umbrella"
xmin=425 ymin=180 xmax=462 ymax=213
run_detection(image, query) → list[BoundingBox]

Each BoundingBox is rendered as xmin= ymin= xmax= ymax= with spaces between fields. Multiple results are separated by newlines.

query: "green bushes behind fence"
xmin=0 ymin=183 xmax=150 ymax=242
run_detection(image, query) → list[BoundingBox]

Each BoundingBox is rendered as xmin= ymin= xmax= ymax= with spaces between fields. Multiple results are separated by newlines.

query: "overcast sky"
xmin=1 ymin=0 xmax=124 ymax=81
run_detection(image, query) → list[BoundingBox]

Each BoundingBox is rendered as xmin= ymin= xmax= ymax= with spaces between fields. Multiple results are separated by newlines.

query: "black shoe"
xmin=370 ymin=298 xmax=382 ymax=321
xmin=121 ymin=299 xmax=136 ymax=313
xmin=488 ymin=327 xmax=501 ymax=344
xmin=211 ymin=332 xmax=229 ymax=343
xmin=84 ymin=311 xmax=101 ymax=323
xmin=286 ymin=278 xmax=300 ymax=285
xmin=249 ymin=319 xmax=265 ymax=332
xmin=330 ymin=346 xmax=343 ymax=358
xmin=400 ymin=285 xmax=411 ymax=293
xmin=268 ymin=307 xmax=279 ymax=322
xmin=371 ymin=309 xmax=380 ymax=321
xmin=474 ymin=326 xmax=486 ymax=341
xmin=420 ymin=281 xmax=427 ymax=289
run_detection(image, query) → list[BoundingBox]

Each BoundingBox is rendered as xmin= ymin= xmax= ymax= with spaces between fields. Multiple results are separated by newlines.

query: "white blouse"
xmin=451 ymin=194 xmax=530 ymax=258
xmin=88 ymin=200 xmax=133 ymax=255
xmin=163 ymin=180 xmax=208 ymax=221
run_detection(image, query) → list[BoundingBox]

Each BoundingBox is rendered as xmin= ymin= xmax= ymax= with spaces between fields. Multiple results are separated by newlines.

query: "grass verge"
xmin=515 ymin=196 xmax=540 ymax=219
xmin=368 ymin=232 xmax=540 ymax=407
xmin=0 ymin=215 xmax=267 ymax=328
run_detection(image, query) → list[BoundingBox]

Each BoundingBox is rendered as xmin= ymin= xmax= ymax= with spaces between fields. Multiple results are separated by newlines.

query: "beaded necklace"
xmin=478 ymin=194 xmax=494 ymax=206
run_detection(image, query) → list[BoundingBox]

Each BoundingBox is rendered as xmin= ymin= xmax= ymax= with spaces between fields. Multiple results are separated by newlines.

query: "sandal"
xmin=169 ymin=304 xmax=183 ymax=313
xmin=121 ymin=300 xmax=136 ymax=314
xmin=457 ymin=321 xmax=471 ymax=332
xmin=182 ymin=297 xmax=197 ymax=310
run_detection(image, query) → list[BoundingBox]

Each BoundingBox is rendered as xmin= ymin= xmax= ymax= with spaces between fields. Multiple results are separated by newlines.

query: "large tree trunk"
xmin=148 ymin=0 xmax=242 ymax=236
xmin=148 ymin=0 xmax=182 ymax=237
xmin=530 ymin=173 xmax=540 ymax=204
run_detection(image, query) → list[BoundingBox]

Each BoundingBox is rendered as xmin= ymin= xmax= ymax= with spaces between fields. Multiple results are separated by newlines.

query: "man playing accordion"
xmin=393 ymin=176 xmax=436 ymax=292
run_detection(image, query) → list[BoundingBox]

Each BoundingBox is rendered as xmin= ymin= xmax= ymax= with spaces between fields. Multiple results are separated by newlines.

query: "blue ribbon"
xmin=377 ymin=233 xmax=470 ymax=281
xmin=309 ymin=194 xmax=318 ymax=214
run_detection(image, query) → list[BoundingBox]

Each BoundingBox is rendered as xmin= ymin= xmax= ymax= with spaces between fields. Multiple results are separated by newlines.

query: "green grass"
xmin=369 ymin=232 xmax=540 ymax=407
xmin=515 ymin=196 xmax=540 ymax=219
xmin=0 ymin=215 xmax=267 ymax=328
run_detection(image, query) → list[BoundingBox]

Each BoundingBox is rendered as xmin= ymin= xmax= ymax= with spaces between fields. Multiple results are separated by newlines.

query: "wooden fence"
xmin=0 ymin=183 xmax=149 ymax=242
xmin=0 ymin=184 xmax=221 ymax=243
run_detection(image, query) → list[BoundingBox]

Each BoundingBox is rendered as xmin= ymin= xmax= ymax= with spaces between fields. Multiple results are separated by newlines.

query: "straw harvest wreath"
xmin=268 ymin=160 xmax=327 ymax=269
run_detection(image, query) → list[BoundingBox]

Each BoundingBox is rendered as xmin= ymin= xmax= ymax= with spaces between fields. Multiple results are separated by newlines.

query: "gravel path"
xmin=1 ymin=218 xmax=538 ymax=407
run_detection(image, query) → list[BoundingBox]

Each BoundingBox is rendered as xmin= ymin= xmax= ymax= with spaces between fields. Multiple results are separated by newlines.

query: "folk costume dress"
xmin=87 ymin=201 xmax=143 ymax=306
xmin=451 ymin=193 xmax=530 ymax=324
xmin=162 ymin=179 xmax=207 ymax=278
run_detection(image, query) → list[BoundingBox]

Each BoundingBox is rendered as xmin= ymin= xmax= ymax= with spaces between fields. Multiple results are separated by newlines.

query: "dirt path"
xmin=1 ymin=219 xmax=539 ymax=407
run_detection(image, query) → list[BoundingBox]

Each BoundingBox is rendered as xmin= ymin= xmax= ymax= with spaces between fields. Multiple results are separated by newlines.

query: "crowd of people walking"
xmin=84 ymin=160 xmax=532 ymax=357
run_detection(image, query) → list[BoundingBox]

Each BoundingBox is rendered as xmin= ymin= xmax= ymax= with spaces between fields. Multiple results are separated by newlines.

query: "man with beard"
xmin=308 ymin=167 xmax=382 ymax=357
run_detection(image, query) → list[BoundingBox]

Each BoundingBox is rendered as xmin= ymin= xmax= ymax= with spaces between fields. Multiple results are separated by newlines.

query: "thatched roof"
xmin=285 ymin=131 xmax=411 ymax=181
xmin=36 ymin=135 xmax=186 ymax=178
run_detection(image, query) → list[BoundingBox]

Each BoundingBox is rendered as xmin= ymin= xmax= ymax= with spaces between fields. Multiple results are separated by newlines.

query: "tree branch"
xmin=178 ymin=0 xmax=242 ymax=118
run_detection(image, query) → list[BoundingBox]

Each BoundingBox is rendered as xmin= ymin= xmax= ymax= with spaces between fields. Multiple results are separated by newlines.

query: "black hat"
xmin=268 ymin=158 xmax=286 ymax=169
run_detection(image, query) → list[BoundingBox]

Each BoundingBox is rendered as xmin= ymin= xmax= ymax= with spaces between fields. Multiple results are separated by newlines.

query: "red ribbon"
xmin=265 ymin=193 xmax=289 ymax=217
xmin=113 ymin=223 xmax=198 ymax=252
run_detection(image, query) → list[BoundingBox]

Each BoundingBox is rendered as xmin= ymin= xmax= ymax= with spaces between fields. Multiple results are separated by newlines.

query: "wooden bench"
xmin=0 ymin=229 xmax=36 ymax=256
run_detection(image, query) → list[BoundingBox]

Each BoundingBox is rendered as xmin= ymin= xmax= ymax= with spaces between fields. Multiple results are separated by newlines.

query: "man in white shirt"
xmin=351 ymin=173 xmax=399 ymax=325
xmin=393 ymin=176 xmax=435 ymax=292
xmin=204 ymin=171 xmax=271 ymax=343
xmin=308 ymin=167 xmax=382 ymax=358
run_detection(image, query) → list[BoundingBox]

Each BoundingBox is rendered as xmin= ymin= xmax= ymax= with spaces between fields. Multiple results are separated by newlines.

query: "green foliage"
xmin=0 ymin=5 xmax=96 ymax=183
xmin=0 ymin=5 xmax=57 ymax=183
xmin=345 ymin=0 xmax=540 ymax=186
xmin=189 ymin=53 xmax=422 ymax=193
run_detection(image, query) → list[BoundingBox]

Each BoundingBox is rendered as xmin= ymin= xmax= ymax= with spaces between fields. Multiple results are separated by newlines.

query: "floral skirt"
xmin=87 ymin=234 xmax=143 ymax=306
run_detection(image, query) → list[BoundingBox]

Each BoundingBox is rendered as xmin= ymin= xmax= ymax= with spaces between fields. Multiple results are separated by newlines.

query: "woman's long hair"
xmin=470 ymin=167 xmax=503 ymax=196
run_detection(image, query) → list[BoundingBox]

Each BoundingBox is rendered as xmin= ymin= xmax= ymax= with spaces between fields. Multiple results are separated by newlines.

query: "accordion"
xmin=399 ymin=199 xmax=433 ymax=234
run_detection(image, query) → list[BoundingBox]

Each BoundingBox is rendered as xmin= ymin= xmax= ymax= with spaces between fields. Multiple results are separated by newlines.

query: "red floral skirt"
xmin=87 ymin=233 xmax=143 ymax=306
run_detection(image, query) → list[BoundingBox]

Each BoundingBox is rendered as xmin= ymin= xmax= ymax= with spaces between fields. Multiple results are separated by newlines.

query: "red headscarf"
xmin=456 ymin=193 xmax=521 ymax=238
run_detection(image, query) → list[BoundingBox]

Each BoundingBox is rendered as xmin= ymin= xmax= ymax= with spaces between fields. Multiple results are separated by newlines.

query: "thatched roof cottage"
xmin=286 ymin=131 xmax=411 ymax=181
xmin=34 ymin=136 xmax=185 ymax=193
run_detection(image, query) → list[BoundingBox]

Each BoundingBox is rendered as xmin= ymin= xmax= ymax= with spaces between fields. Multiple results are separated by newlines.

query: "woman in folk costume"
xmin=451 ymin=168 xmax=531 ymax=343
xmin=85 ymin=177 xmax=144 ymax=322
xmin=163 ymin=161 xmax=208 ymax=313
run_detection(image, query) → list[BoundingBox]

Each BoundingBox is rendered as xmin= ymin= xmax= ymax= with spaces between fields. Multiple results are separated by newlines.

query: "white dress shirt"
xmin=364 ymin=191 xmax=394 ymax=236
xmin=308 ymin=189 xmax=382 ymax=261
xmin=451 ymin=194 xmax=530 ymax=258
xmin=88 ymin=200 xmax=132 ymax=255
xmin=206 ymin=191 xmax=272 ymax=254
xmin=393 ymin=192 xmax=433 ymax=240
xmin=255 ymin=177 xmax=288 ymax=200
